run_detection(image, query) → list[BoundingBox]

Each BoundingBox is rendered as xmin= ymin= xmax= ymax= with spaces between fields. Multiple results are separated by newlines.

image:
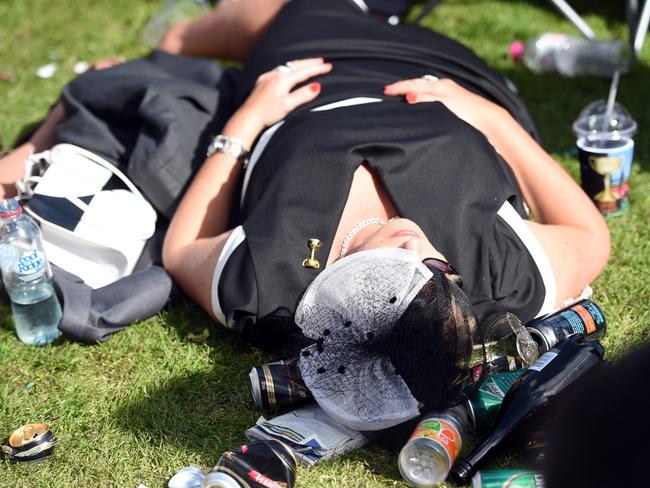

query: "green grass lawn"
xmin=1 ymin=0 xmax=649 ymax=486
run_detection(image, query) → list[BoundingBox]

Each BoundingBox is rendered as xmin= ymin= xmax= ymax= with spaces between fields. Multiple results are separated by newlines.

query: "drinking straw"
xmin=601 ymin=70 xmax=620 ymax=134
xmin=604 ymin=70 xmax=620 ymax=124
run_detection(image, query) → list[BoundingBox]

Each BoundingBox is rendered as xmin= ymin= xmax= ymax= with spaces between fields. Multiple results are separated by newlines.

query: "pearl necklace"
xmin=339 ymin=217 xmax=387 ymax=258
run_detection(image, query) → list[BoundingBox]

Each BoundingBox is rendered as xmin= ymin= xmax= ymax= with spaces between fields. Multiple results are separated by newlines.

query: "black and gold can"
xmin=248 ymin=359 xmax=313 ymax=411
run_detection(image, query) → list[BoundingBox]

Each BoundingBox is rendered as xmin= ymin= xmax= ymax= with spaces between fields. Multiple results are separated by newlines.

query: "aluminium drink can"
xmin=472 ymin=469 xmax=546 ymax=488
xmin=465 ymin=370 xmax=525 ymax=433
xmin=525 ymin=300 xmax=606 ymax=353
xmin=398 ymin=406 xmax=466 ymax=486
xmin=1 ymin=423 xmax=56 ymax=464
xmin=209 ymin=439 xmax=297 ymax=488
xmin=248 ymin=359 xmax=312 ymax=411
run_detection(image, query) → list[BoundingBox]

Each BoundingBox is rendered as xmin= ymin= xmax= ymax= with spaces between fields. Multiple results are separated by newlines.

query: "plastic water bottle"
xmin=510 ymin=33 xmax=629 ymax=77
xmin=398 ymin=405 xmax=469 ymax=487
xmin=0 ymin=198 xmax=62 ymax=345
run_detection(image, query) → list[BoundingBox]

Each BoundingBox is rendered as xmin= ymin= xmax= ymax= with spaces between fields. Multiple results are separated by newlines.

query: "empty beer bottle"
xmin=450 ymin=334 xmax=604 ymax=484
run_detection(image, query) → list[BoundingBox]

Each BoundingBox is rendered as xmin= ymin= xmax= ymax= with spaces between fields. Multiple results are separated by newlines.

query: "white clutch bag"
xmin=19 ymin=144 xmax=157 ymax=289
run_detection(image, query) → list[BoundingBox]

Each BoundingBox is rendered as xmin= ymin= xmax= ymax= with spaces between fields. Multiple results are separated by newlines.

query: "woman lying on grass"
xmin=0 ymin=0 xmax=610 ymax=428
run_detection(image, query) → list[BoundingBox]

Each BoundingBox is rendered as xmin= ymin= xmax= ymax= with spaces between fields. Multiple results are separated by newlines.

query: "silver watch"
xmin=206 ymin=135 xmax=250 ymax=166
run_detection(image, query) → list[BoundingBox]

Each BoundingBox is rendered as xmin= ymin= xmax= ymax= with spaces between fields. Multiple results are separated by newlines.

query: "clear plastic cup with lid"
xmin=573 ymin=100 xmax=637 ymax=217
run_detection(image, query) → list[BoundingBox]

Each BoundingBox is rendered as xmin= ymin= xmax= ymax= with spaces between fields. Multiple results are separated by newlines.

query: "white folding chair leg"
xmin=634 ymin=0 xmax=650 ymax=54
xmin=548 ymin=0 xmax=597 ymax=40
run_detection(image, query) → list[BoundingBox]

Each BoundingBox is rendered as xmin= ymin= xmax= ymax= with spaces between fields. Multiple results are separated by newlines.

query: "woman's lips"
xmin=391 ymin=229 xmax=419 ymax=238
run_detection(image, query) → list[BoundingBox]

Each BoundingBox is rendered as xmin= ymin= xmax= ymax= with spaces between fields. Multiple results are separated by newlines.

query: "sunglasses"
xmin=422 ymin=257 xmax=457 ymax=276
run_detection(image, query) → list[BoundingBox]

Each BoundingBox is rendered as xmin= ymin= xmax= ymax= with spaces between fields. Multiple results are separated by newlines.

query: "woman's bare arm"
xmin=477 ymin=103 xmax=610 ymax=304
xmin=163 ymin=59 xmax=332 ymax=319
xmin=384 ymin=78 xmax=610 ymax=306
xmin=158 ymin=0 xmax=287 ymax=61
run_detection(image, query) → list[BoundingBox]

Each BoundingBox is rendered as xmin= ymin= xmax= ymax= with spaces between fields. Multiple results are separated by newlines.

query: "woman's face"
xmin=349 ymin=218 xmax=447 ymax=262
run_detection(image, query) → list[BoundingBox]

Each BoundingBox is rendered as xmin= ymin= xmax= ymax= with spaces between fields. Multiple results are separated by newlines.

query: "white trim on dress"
xmin=496 ymin=200 xmax=557 ymax=318
xmin=211 ymin=225 xmax=246 ymax=326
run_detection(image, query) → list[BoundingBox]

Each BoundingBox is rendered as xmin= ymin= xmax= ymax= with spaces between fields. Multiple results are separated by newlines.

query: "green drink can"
xmin=466 ymin=370 xmax=525 ymax=432
xmin=472 ymin=470 xmax=545 ymax=488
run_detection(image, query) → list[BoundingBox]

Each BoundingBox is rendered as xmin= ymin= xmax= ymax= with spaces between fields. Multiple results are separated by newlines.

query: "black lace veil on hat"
xmin=295 ymin=248 xmax=478 ymax=431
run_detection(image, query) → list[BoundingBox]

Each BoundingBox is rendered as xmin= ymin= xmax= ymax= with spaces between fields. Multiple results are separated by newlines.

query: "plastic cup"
xmin=573 ymin=100 xmax=637 ymax=217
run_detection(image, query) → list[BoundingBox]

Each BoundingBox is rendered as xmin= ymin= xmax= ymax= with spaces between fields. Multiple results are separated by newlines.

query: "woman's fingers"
xmin=257 ymin=58 xmax=331 ymax=85
xmin=241 ymin=58 xmax=331 ymax=129
xmin=384 ymin=77 xmax=454 ymax=96
xmin=286 ymin=82 xmax=322 ymax=111
xmin=384 ymin=78 xmax=432 ymax=95
xmin=285 ymin=60 xmax=332 ymax=86
xmin=284 ymin=57 xmax=326 ymax=69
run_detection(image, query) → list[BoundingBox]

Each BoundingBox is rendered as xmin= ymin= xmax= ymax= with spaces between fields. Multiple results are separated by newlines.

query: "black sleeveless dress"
xmin=216 ymin=0 xmax=552 ymax=350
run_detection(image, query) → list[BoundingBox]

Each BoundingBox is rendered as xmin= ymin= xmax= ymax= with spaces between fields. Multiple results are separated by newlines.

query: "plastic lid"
xmin=573 ymin=100 xmax=637 ymax=140
xmin=510 ymin=40 xmax=525 ymax=61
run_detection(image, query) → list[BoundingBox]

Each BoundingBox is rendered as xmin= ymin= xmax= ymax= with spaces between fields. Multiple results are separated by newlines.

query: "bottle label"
xmin=409 ymin=418 xmax=462 ymax=464
xmin=481 ymin=371 xmax=524 ymax=400
xmin=15 ymin=250 xmax=46 ymax=277
xmin=528 ymin=351 xmax=558 ymax=372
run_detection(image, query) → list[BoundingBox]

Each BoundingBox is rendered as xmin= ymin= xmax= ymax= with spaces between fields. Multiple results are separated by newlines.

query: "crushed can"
xmin=248 ymin=359 xmax=312 ymax=411
xmin=206 ymin=440 xmax=297 ymax=488
xmin=526 ymin=300 xmax=606 ymax=353
xmin=1 ymin=423 xmax=56 ymax=463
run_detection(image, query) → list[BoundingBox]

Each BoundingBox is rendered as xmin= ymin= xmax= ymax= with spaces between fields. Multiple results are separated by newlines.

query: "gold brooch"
xmin=302 ymin=238 xmax=321 ymax=269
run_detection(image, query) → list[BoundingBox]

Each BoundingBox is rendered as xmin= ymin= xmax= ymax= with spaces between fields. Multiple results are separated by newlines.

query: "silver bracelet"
xmin=206 ymin=135 xmax=250 ymax=167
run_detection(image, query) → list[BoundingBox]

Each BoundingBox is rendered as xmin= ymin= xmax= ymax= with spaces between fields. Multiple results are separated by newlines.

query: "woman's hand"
xmin=234 ymin=58 xmax=333 ymax=133
xmin=383 ymin=77 xmax=505 ymax=136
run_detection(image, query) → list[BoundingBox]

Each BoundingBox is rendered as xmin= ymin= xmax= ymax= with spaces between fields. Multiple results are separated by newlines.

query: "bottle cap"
xmin=510 ymin=40 xmax=525 ymax=61
xmin=0 ymin=198 xmax=22 ymax=218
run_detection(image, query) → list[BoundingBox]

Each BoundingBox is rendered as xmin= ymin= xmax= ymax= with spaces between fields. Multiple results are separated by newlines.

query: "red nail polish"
xmin=310 ymin=82 xmax=320 ymax=92
xmin=406 ymin=93 xmax=416 ymax=103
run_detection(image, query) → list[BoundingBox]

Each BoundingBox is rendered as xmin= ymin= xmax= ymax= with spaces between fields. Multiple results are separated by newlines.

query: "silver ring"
xmin=276 ymin=63 xmax=294 ymax=74
xmin=422 ymin=75 xmax=439 ymax=82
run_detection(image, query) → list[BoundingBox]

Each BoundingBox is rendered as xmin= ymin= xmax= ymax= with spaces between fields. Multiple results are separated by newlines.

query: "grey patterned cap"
xmin=296 ymin=248 xmax=434 ymax=430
